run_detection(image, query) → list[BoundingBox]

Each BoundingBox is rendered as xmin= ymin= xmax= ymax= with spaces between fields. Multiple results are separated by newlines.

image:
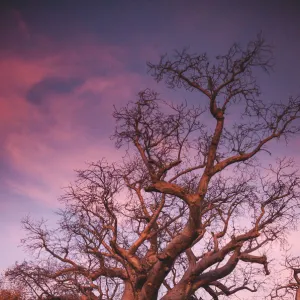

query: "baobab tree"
xmin=6 ymin=35 xmax=300 ymax=299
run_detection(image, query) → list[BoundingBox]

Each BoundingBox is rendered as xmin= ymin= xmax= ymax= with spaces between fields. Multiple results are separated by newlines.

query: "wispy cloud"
xmin=12 ymin=9 xmax=31 ymax=41
xmin=0 ymin=31 xmax=150 ymax=207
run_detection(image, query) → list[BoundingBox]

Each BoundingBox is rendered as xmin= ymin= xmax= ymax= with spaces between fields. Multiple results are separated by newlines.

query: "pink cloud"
xmin=0 ymin=33 xmax=153 ymax=207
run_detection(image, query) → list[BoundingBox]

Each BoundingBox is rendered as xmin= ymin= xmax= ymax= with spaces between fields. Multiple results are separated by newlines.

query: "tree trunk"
xmin=296 ymin=287 xmax=300 ymax=300
xmin=121 ymin=281 xmax=136 ymax=300
xmin=161 ymin=282 xmax=190 ymax=300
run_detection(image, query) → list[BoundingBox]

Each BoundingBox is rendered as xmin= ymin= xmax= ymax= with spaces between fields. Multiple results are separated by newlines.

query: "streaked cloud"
xmin=26 ymin=76 xmax=85 ymax=105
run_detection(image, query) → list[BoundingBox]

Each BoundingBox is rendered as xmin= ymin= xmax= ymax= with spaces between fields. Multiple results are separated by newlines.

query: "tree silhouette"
xmin=6 ymin=35 xmax=300 ymax=299
xmin=269 ymin=256 xmax=300 ymax=300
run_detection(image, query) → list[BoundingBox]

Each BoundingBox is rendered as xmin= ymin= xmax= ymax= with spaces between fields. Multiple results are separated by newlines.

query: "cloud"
xmin=0 ymin=31 xmax=153 ymax=210
xmin=0 ymin=10 xmax=203 ymax=271
xmin=26 ymin=76 xmax=85 ymax=105
xmin=12 ymin=9 xmax=31 ymax=40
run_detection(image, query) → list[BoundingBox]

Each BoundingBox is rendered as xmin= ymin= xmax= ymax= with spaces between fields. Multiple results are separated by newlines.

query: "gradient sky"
xmin=1 ymin=0 xmax=300 ymax=275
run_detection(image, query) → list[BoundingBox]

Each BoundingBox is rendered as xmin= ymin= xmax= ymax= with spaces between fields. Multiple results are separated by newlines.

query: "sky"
xmin=0 ymin=0 xmax=300 ymax=277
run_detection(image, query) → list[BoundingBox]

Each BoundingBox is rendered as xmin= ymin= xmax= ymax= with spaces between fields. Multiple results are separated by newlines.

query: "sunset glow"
xmin=1 ymin=2 xmax=300 ymax=295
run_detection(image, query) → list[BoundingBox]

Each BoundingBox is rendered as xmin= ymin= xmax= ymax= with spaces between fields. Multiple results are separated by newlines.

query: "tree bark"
xmin=121 ymin=281 xmax=136 ymax=300
xmin=161 ymin=282 xmax=191 ymax=300
xmin=296 ymin=287 xmax=300 ymax=300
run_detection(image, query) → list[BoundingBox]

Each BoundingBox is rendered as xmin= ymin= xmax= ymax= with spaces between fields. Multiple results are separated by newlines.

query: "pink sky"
xmin=1 ymin=1 xmax=300 ymax=277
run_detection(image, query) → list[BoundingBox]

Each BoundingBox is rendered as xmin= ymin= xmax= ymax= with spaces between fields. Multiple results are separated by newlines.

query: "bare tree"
xmin=5 ymin=35 xmax=300 ymax=299
xmin=269 ymin=256 xmax=300 ymax=300
xmin=0 ymin=275 xmax=25 ymax=300
xmin=0 ymin=289 xmax=23 ymax=300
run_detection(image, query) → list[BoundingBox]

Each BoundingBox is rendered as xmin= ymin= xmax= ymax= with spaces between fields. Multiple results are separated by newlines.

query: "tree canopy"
xmin=5 ymin=35 xmax=300 ymax=300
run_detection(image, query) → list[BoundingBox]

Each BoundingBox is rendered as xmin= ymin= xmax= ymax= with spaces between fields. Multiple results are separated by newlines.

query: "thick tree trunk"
xmin=121 ymin=281 xmax=136 ymax=300
xmin=296 ymin=287 xmax=300 ymax=300
xmin=161 ymin=283 xmax=190 ymax=300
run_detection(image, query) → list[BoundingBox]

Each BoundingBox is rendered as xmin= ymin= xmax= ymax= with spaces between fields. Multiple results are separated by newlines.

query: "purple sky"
xmin=1 ymin=0 xmax=300 ymax=273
